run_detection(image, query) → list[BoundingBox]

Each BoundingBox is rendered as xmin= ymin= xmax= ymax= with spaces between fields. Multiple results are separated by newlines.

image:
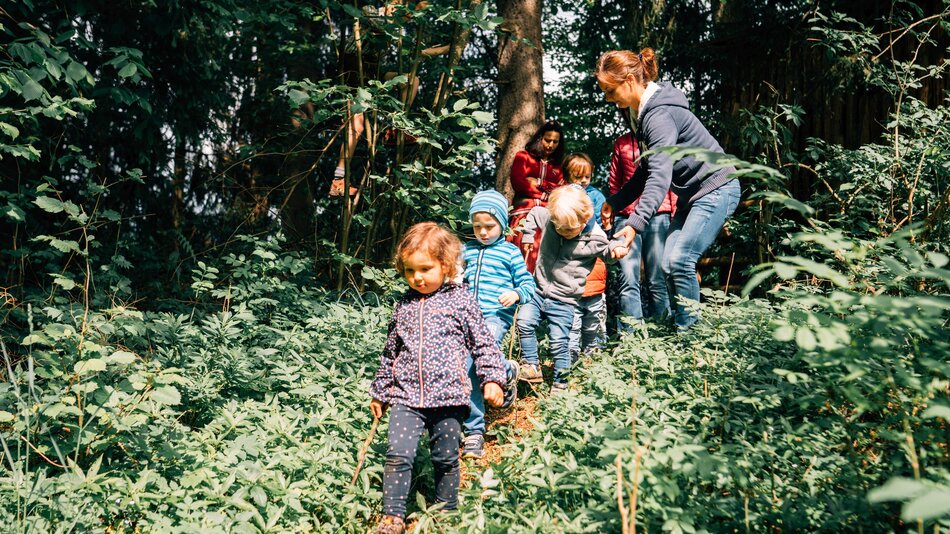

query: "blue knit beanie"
xmin=469 ymin=190 xmax=510 ymax=234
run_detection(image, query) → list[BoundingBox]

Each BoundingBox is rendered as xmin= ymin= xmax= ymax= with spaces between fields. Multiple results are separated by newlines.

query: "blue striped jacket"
xmin=463 ymin=239 xmax=535 ymax=321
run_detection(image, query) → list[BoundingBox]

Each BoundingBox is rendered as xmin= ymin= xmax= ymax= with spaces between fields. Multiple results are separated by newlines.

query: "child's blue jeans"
xmin=516 ymin=292 xmax=575 ymax=383
xmin=569 ymin=293 xmax=607 ymax=355
xmin=464 ymin=314 xmax=516 ymax=436
xmin=383 ymin=404 xmax=467 ymax=518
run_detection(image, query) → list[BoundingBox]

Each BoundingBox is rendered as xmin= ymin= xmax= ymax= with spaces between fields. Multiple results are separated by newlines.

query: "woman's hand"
xmin=600 ymin=203 xmax=614 ymax=229
xmin=498 ymin=290 xmax=520 ymax=307
xmin=521 ymin=242 xmax=533 ymax=255
xmin=483 ymin=383 xmax=504 ymax=407
xmin=369 ymin=398 xmax=388 ymax=419
xmin=614 ymin=226 xmax=636 ymax=248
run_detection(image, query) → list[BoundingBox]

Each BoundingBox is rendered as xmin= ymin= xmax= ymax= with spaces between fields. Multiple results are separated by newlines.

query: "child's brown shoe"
xmin=375 ymin=515 xmax=405 ymax=534
xmin=519 ymin=362 xmax=543 ymax=383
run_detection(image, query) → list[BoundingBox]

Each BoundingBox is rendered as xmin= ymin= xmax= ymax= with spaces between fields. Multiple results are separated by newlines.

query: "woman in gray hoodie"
xmin=596 ymin=48 xmax=741 ymax=330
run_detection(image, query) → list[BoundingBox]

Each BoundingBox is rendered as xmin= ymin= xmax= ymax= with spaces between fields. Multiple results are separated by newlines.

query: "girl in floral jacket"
xmin=370 ymin=222 xmax=510 ymax=534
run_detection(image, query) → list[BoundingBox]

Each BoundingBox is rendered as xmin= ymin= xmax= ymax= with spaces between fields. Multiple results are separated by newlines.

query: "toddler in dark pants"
xmin=369 ymin=222 xmax=509 ymax=534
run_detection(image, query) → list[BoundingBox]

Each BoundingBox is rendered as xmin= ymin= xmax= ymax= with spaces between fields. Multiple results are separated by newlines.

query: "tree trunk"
xmin=280 ymin=20 xmax=319 ymax=249
xmin=172 ymin=138 xmax=186 ymax=234
xmin=494 ymin=0 xmax=545 ymax=198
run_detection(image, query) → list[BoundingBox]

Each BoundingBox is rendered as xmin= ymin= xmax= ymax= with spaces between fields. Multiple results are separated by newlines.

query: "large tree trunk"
xmin=494 ymin=0 xmax=545 ymax=198
xmin=280 ymin=21 xmax=319 ymax=249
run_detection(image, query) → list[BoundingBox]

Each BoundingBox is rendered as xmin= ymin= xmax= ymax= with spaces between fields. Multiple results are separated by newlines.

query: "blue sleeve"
xmin=462 ymin=293 xmax=506 ymax=386
xmin=588 ymin=188 xmax=606 ymax=220
xmin=508 ymin=246 xmax=536 ymax=303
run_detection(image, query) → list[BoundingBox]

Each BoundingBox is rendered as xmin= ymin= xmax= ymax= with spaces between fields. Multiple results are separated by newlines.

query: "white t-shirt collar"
xmin=637 ymin=81 xmax=661 ymax=121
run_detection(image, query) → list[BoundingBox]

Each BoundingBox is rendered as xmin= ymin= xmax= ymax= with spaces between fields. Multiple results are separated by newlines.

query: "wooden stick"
xmin=350 ymin=415 xmax=380 ymax=487
xmin=616 ymin=454 xmax=629 ymax=534
xmin=723 ymin=252 xmax=736 ymax=302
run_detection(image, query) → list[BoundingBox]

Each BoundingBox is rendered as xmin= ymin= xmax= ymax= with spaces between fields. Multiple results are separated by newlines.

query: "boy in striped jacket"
xmin=460 ymin=190 xmax=535 ymax=458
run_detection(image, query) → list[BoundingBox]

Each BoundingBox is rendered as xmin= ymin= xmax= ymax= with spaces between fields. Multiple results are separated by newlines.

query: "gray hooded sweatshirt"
xmin=522 ymin=207 xmax=622 ymax=306
xmin=607 ymin=82 xmax=738 ymax=233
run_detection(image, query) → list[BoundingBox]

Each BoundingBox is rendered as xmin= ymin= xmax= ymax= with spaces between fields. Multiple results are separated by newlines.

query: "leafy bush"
xmin=0 ymin=235 xmax=394 ymax=531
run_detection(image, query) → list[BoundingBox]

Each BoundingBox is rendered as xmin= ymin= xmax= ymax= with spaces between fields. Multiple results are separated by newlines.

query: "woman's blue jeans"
xmin=615 ymin=212 xmax=671 ymax=332
xmin=662 ymin=180 xmax=741 ymax=329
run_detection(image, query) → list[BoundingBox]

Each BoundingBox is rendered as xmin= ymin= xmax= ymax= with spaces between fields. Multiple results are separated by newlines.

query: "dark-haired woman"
xmin=508 ymin=120 xmax=565 ymax=273
xmin=596 ymin=48 xmax=740 ymax=330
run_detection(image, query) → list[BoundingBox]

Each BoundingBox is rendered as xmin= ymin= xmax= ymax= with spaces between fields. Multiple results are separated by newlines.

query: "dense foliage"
xmin=1 ymin=0 xmax=948 ymax=531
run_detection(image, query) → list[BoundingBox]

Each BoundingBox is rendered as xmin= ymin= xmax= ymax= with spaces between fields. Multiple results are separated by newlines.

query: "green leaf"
xmin=34 ymin=196 xmax=65 ymax=213
xmin=0 ymin=122 xmax=20 ymax=140
xmin=868 ymin=477 xmax=927 ymax=502
xmin=45 ymin=238 xmax=82 ymax=254
xmin=4 ymin=203 xmax=25 ymax=222
xmin=151 ymin=385 xmax=181 ymax=406
xmin=74 ymin=358 xmax=107 ymax=375
xmin=52 ymin=275 xmax=77 ymax=290
xmin=22 ymin=334 xmax=47 ymax=346
xmin=66 ymin=61 xmax=89 ymax=83
xmin=928 ymin=252 xmax=949 ymax=269
xmin=118 ymin=63 xmax=137 ymax=78
xmin=902 ymin=489 xmax=950 ymax=522
xmin=471 ymin=111 xmax=494 ymax=125
xmin=288 ymin=89 xmax=310 ymax=107
xmin=21 ymin=78 xmax=44 ymax=101
xmin=45 ymin=58 xmax=63 ymax=81
xmin=742 ymin=267 xmax=775 ymax=296
xmin=921 ymin=404 xmax=950 ymax=420
xmin=108 ymin=350 xmax=137 ymax=365
xmin=774 ymin=262 xmax=798 ymax=279
xmin=0 ymin=410 xmax=14 ymax=423
xmin=773 ymin=324 xmax=795 ymax=341
xmin=795 ymin=327 xmax=816 ymax=351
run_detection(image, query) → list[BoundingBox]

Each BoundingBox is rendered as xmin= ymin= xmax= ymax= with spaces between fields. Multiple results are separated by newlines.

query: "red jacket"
xmin=609 ymin=133 xmax=676 ymax=217
xmin=510 ymin=150 xmax=563 ymax=202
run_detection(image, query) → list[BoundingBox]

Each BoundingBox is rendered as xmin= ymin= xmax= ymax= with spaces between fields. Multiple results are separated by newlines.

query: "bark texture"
xmin=495 ymin=0 xmax=545 ymax=199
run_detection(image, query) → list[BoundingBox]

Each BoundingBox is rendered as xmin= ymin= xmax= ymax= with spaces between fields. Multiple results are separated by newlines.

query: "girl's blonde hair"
xmin=548 ymin=185 xmax=593 ymax=231
xmin=595 ymin=48 xmax=659 ymax=89
xmin=563 ymin=153 xmax=594 ymax=183
xmin=394 ymin=222 xmax=462 ymax=279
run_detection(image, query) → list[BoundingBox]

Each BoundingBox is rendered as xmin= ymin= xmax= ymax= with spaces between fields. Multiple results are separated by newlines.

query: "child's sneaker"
xmin=501 ymin=360 xmax=519 ymax=409
xmin=550 ymin=382 xmax=568 ymax=396
xmin=375 ymin=515 xmax=405 ymax=534
xmin=462 ymin=434 xmax=485 ymax=459
xmin=519 ymin=362 xmax=543 ymax=383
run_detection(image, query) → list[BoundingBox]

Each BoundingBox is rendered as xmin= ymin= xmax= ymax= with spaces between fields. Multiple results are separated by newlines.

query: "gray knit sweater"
xmin=522 ymin=207 xmax=622 ymax=306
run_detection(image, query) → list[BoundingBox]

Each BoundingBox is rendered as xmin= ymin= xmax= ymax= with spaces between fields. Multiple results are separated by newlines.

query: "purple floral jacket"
xmin=370 ymin=282 xmax=507 ymax=408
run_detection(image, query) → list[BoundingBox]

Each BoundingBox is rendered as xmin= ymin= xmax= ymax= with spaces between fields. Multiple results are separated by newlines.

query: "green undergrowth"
xmin=451 ymin=289 xmax=950 ymax=533
xmin=2 ymin=235 xmax=948 ymax=532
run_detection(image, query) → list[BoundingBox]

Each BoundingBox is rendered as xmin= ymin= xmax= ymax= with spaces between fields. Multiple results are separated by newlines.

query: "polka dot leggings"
xmin=382 ymin=404 xmax=467 ymax=518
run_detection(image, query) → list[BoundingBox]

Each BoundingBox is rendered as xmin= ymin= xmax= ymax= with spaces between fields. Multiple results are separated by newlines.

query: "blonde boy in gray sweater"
xmin=517 ymin=184 xmax=628 ymax=394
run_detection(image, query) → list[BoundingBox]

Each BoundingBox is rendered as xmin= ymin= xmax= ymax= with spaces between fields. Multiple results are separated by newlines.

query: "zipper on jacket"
xmin=418 ymin=297 xmax=426 ymax=405
xmin=473 ymin=248 xmax=486 ymax=301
